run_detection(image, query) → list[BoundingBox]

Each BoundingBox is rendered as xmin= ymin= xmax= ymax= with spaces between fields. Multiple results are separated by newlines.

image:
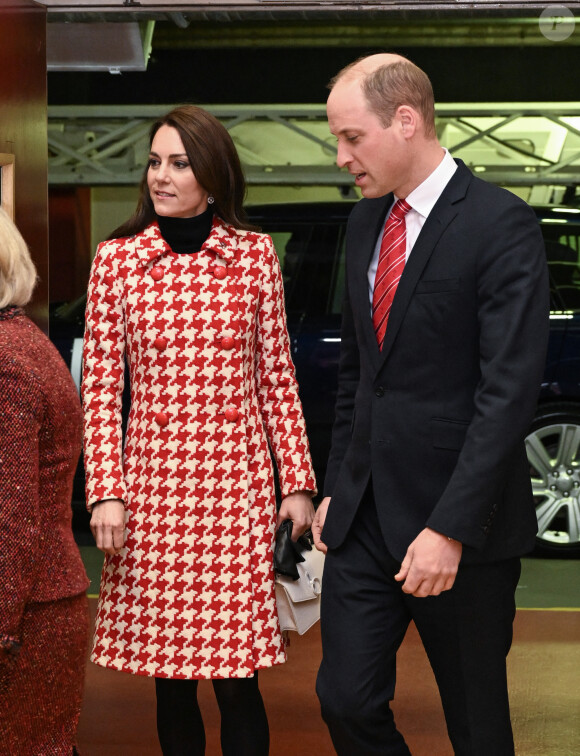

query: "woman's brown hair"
xmin=109 ymin=105 xmax=257 ymax=240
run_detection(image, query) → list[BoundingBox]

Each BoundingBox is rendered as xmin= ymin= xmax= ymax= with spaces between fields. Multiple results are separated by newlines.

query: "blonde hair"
xmin=0 ymin=207 xmax=37 ymax=308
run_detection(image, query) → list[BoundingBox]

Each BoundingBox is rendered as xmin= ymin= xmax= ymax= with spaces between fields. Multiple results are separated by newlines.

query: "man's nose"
xmin=336 ymin=143 xmax=350 ymax=169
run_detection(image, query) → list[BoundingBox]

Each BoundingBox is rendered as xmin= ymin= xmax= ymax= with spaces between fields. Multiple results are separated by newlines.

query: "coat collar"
xmin=133 ymin=216 xmax=239 ymax=267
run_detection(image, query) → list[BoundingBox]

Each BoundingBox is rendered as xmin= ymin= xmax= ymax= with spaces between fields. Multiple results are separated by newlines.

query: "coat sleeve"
xmin=253 ymin=236 xmax=317 ymax=498
xmin=426 ymin=199 xmax=550 ymax=548
xmin=0 ymin=361 xmax=43 ymax=669
xmin=82 ymin=241 xmax=128 ymax=510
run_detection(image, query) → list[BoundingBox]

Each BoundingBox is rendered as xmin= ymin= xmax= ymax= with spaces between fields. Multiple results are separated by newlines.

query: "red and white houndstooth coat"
xmin=82 ymin=217 xmax=317 ymax=679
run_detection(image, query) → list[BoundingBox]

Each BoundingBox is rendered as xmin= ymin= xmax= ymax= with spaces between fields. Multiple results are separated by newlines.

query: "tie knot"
xmin=391 ymin=199 xmax=411 ymax=221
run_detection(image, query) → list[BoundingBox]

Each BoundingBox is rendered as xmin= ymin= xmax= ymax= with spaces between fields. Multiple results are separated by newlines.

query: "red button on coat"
xmin=224 ymin=407 xmax=239 ymax=422
xmin=151 ymin=266 xmax=164 ymax=281
xmin=213 ymin=266 xmax=227 ymax=280
xmin=220 ymin=336 xmax=235 ymax=351
xmin=154 ymin=337 xmax=168 ymax=351
xmin=155 ymin=412 xmax=169 ymax=427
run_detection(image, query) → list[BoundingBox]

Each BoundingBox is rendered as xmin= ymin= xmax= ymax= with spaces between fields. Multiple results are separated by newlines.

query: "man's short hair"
xmin=330 ymin=56 xmax=437 ymax=139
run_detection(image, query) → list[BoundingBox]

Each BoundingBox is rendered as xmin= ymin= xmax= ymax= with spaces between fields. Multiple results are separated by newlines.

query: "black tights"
xmin=155 ymin=675 xmax=269 ymax=756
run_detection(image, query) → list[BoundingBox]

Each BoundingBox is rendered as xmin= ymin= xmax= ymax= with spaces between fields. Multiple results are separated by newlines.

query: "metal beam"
xmin=151 ymin=23 xmax=580 ymax=48
xmin=48 ymin=103 xmax=580 ymax=190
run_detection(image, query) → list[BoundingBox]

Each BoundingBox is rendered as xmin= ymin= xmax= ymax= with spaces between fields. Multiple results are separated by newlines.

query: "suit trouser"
xmin=316 ymin=489 xmax=521 ymax=756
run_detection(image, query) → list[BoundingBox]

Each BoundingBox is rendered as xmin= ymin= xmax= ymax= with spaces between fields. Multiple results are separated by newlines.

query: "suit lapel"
xmin=377 ymin=160 xmax=472 ymax=369
xmin=349 ymin=195 xmax=392 ymax=370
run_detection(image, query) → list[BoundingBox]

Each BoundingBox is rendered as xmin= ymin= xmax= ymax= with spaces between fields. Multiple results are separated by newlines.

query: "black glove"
xmin=273 ymin=519 xmax=313 ymax=580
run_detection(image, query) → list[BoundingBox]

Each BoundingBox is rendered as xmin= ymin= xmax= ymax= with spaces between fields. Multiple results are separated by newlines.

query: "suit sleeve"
xmin=0 ymin=362 xmax=43 ymax=670
xmin=254 ymin=236 xmax=317 ymax=497
xmin=82 ymin=241 xmax=128 ymax=510
xmin=323 ymin=266 xmax=361 ymax=497
xmin=427 ymin=200 xmax=550 ymax=548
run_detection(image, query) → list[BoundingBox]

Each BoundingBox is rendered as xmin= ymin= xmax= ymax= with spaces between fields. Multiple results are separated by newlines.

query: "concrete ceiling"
xmin=42 ymin=1 xmax=580 ymax=51
xmin=44 ymin=1 xmax=580 ymax=77
xmin=38 ymin=0 xmax=580 ymax=15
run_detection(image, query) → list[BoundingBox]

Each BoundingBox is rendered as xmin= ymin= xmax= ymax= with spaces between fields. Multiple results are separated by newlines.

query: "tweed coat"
xmin=82 ymin=217 xmax=316 ymax=679
xmin=0 ymin=309 xmax=89 ymax=645
xmin=0 ymin=308 xmax=90 ymax=752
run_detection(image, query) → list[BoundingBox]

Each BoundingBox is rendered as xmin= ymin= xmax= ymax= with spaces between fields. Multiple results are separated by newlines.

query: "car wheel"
xmin=526 ymin=403 xmax=580 ymax=556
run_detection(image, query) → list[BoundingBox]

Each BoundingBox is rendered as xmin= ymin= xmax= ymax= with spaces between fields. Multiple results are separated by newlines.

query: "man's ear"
xmin=396 ymin=105 xmax=419 ymax=138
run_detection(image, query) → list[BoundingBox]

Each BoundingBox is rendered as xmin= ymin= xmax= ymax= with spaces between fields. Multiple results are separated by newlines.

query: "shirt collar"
xmin=401 ymin=148 xmax=457 ymax=220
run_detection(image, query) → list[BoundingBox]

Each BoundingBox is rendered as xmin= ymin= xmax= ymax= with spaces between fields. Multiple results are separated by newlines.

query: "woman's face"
xmin=147 ymin=124 xmax=209 ymax=218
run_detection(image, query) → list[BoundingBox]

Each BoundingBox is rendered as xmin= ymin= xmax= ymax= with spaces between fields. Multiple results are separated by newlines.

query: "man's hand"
xmin=90 ymin=498 xmax=126 ymax=556
xmin=312 ymin=496 xmax=331 ymax=554
xmin=277 ymin=491 xmax=315 ymax=541
xmin=395 ymin=527 xmax=462 ymax=597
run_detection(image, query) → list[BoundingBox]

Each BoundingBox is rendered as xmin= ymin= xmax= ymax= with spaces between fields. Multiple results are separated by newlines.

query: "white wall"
xmin=91 ymin=186 xmax=139 ymax=255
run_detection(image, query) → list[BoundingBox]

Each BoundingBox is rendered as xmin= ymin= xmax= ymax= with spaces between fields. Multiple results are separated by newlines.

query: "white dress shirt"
xmin=367 ymin=149 xmax=458 ymax=305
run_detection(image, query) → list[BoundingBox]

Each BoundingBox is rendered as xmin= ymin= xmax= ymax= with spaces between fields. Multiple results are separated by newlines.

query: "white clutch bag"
xmin=275 ymin=541 xmax=325 ymax=635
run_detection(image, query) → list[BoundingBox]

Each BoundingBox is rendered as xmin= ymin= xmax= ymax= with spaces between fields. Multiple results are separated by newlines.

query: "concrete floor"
xmin=81 ymin=548 xmax=580 ymax=608
xmin=77 ymin=550 xmax=580 ymax=755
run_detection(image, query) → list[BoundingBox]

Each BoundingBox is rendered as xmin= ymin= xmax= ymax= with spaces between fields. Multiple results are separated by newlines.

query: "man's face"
xmin=327 ymin=78 xmax=409 ymax=199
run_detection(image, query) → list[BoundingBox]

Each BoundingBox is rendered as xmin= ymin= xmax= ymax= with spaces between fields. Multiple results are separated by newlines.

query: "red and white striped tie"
xmin=372 ymin=199 xmax=411 ymax=349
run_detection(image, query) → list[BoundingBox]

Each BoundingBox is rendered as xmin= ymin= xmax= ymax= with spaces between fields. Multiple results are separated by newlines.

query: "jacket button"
xmin=224 ymin=407 xmax=239 ymax=422
xmin=151 ymin=266 xmax=164 ymax=281
xmin=221 ymin=336 xmax=235 ymax=351
xmin=375 ymin=387 xmax=385 ymax=398
xmin=155 ymin=412 xmax=169 ymax=427
xmin=154 ymin=337 xmax=168 ymax=351
xmin=213 ymin=265 xmax=227 ymax=280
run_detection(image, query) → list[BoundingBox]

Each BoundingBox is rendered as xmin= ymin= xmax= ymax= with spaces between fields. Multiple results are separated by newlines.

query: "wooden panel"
xmin=0 ymin=0 xmax=48 ymax=330
xmin=0 ymin=153 xmax=15 ymax=219
xmin=49 ymin=187 xmax=92 ymax=305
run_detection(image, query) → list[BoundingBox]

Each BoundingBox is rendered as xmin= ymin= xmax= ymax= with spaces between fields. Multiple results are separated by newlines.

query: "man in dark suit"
xmin=312 ymin=53 xmax=549 ymax=755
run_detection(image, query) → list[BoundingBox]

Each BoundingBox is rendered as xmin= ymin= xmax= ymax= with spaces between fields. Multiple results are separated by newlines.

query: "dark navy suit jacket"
xmin=322 ymin=159 xmax=550 ymax=564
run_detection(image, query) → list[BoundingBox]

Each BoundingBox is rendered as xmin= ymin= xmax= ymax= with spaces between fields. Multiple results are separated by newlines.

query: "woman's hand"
xmin=90 ymin=498 xmax=126 ymax=555
xmin=276 ymin=492 xmax=315 ymax=541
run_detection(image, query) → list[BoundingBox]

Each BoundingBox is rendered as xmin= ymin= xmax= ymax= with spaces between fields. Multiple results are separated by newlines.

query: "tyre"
xmin=525 ymin=403 xmax=580 ymax=557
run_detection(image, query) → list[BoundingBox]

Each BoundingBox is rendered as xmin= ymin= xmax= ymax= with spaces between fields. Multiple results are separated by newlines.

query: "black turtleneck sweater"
xmin=156 ymin=207 xmax=214 ymax=254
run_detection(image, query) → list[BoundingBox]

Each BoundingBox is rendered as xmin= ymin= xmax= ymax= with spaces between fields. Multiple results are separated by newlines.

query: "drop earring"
xmin=207 ymin=195 xmax=215 ymax=205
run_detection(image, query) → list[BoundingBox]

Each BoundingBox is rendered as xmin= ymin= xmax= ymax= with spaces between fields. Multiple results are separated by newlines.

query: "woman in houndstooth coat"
xmin=82 ymin=106 xmax=317 ymax=755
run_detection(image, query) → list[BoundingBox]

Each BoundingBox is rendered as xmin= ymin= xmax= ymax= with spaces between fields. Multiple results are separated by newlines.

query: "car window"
xmin=264 ymin=221 xmax=347 ymax=318
xmin=266 ymin=213 xmax=580 ymax=319
xmin=543 ymin=222 xmax=580 ymax=310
